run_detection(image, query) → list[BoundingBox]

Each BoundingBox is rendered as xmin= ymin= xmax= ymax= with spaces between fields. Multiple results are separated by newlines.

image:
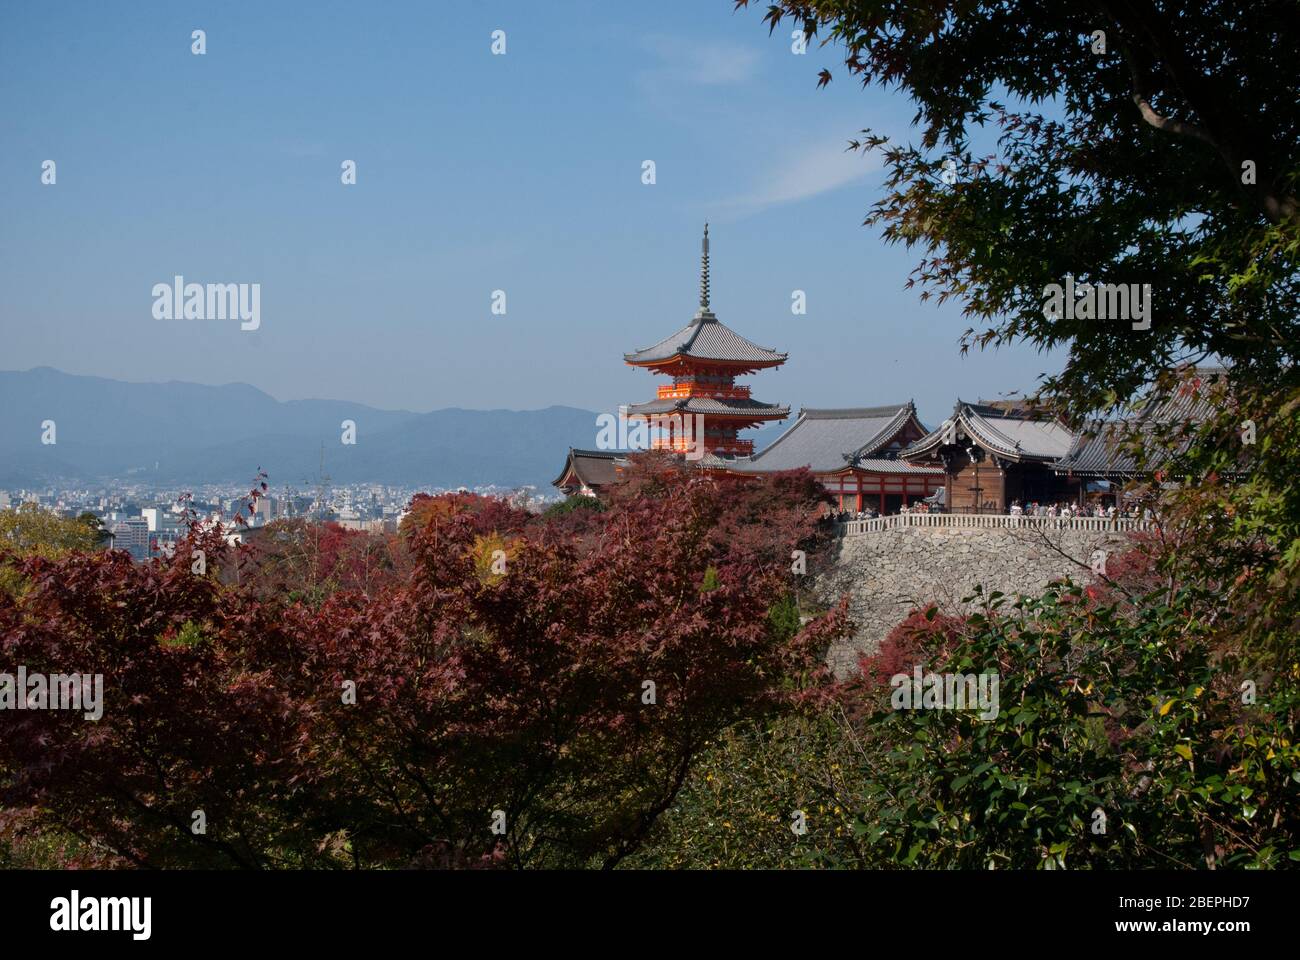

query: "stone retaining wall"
xmin=816 ymin=525 xmax=1139 ymax=675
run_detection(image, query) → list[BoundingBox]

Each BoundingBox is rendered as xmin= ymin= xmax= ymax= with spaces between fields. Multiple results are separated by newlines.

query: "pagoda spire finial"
xmin=697 ymin=222 xmax=714 ymax=319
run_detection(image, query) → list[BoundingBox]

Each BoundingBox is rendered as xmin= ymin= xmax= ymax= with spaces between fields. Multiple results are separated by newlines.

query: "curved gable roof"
xmin=728 ymin=403 xmax=925 ymax=473
xmin=551 ymin=448 xmax=622 ymax=489
xmin=905 ymin=400 xmax=1074 ymax=463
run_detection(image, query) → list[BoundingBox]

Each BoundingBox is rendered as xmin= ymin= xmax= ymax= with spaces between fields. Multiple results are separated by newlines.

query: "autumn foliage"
xmin=0 ymin=460 xmax=845 ymax=868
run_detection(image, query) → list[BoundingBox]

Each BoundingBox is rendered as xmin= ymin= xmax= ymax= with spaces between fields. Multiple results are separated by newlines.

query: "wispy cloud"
xmin=717 ymin=139 xmax=878 ymax=216
xmin=637 ymin=34 xmax=762 ymax=90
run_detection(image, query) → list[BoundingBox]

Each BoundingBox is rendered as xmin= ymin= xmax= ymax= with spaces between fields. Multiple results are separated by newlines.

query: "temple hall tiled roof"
xmin=904 ymin=400 xmax=1074 ymax=463
xmin=551 ymin=448 xmax=624 ymax=490
xmin=1053 ymin=371 xmax=1229 ymax=478
xmin=726 ymin=404 xmax=939 ymax=474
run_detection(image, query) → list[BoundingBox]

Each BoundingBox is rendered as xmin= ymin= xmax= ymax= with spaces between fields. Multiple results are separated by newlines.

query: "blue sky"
xmin=0 ymin=0 xmax=1061 ymax=429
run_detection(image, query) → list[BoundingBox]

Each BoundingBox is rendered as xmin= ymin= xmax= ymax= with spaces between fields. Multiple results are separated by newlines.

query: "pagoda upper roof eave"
xmin=623 ymin=354 xmax=787 ymax=373
xmin=622 ymin=313 xmax=789 ymax=368
xmin=625 ymin=411 xmax=790 ymax=423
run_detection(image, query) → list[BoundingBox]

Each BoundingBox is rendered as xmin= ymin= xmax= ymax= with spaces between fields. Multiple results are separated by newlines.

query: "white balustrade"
xmin=836 ymin=513 xmax=1152 ymax=536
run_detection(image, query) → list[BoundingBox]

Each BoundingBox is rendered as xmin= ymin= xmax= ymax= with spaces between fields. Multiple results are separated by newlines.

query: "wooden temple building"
xmin=725 ymin=404 xmax=943 ymax=512
xmin=552 ymin=447 xmax=622 ymax=499
xmin=900 ymin=400 xmax=1079 ymax=512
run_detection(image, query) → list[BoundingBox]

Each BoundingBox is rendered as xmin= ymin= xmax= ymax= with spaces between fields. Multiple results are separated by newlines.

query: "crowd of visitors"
xmin=1009 ymin=499 xmax=1152 ymax=520
xmin=830 ymin=500 xmax=938 ymax=522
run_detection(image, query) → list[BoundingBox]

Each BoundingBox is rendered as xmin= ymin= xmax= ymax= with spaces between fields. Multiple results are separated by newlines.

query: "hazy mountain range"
xmin=0 ymin=368 xmax=786 ymax=491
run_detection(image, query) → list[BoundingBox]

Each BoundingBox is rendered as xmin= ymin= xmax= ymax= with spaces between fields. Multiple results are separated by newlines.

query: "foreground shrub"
xmin=0 ymin=466 xmax=844 ymax=869
xmin=829 ymin=584 xmax=1300 ymax=869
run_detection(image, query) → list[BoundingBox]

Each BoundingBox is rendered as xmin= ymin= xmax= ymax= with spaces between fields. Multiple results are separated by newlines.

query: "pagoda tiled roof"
xmin=624 ymin=396 xmax=790 ymax=419
xmin=624 ymin=315 xmax=787 ymax=366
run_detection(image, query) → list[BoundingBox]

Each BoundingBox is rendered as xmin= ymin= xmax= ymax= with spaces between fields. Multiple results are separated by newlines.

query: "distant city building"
xmin=247 ymin=495 xmax=276 ymax=526
xmin=140 ymin=507 xmax=182 ymax=532
xmin=110 ymin=517 xmax=150 ymax=561
xmin=338 ymin=518 xmax=397 ymax=535
xmin=148 ymin=530 xmax=180 ymax=560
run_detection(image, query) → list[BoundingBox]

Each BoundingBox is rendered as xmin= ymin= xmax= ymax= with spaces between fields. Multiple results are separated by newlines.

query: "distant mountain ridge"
xmin=0 ymin=368 xmax=791 ymax=490
xmin=0 ymin=368 xmax=603 ymax=490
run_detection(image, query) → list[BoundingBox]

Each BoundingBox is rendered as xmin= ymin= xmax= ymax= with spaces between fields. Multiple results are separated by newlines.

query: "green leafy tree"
xmin=827 ymin=584 xmax=1300 ymax=868
xmin=542 ymin=495 xmax=605 ymax=518
xmin=0 ymin=504 xmax=100 ymax=596
xmin=75 ymin=512 xmax=111 ymax=547
xmin=0 ymin=504 xmax=99 ymax=554
xmin=740 ymin=0 xmax=1297 ymax=409
xmin=739 ymin=0 xmax=1300 ymax=666
xmin=639 ymin=580 xmax=1299 ymax=869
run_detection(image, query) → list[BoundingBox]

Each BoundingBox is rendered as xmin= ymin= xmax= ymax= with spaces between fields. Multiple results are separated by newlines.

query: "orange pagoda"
xmin=623 ymin=225 xmax=789 ymax=457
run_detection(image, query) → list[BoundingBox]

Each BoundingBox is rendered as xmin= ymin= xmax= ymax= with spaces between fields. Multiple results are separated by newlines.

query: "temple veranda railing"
xmin=836 ymin=513 xmax=1154 ymax=536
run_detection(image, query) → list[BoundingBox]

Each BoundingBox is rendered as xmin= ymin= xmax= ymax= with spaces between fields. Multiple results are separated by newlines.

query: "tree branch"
xmin=1129 ymin=90 xmax=1216 ymax=146
xmin=1101 ymin=0 xmax=1297 ymax=223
